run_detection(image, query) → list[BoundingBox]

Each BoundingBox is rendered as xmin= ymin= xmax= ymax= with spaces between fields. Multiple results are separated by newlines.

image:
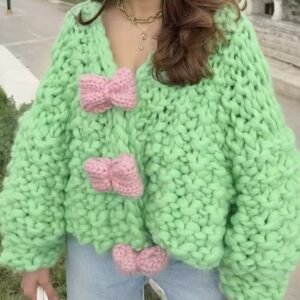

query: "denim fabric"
xmin=66 ymin=233 xmax=226 ymax=300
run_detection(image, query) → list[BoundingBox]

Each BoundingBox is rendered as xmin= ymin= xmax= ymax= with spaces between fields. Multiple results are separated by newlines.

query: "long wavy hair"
xmin=75 ymin=0 xmax=246 ymax=86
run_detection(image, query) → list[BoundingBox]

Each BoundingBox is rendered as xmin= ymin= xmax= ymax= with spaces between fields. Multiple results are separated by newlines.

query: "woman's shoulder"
xmin=211 ymin=3 xmax=265 ymax=70
xmin=213 ymin=3 xmax=256 ymax=40
xmin=54 ymin=0 xmax=102 ymax=40
xmin=66 ymin=0 xmax=102 ymax=22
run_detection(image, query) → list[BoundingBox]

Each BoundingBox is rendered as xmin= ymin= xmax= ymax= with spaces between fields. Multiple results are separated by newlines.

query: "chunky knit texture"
xmin=1 ymin=0 xmax=300 ymax=299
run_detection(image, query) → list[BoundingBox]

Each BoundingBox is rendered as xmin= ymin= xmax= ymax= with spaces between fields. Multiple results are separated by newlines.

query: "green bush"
xmin=0 ymin=88 xmax=17 ymax=189
xmin=0 ymin=88 xmax=32 ymax=190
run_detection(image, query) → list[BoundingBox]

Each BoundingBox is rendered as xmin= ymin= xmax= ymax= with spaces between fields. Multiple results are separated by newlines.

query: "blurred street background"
xmin=0 ymin=0 xmax=299 ymax=299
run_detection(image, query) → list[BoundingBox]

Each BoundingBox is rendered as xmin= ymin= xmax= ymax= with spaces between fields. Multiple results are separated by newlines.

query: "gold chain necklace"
xmin=117 ymin=0 xmax=162 ymax=24
xmin=117 ymin=0 xmax=162 ymax=51
xmin=134 ymin=22 xmax=156 ymax=51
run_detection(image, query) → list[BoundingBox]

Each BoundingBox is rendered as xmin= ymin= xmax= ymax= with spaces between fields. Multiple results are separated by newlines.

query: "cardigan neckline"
xmin=91 ymin=1 xmax=154 ymax=79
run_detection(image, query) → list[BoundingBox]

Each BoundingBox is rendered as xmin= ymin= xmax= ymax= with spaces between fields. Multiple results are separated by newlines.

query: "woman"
xmin=0 ymin=0 xmax=300 ymax=299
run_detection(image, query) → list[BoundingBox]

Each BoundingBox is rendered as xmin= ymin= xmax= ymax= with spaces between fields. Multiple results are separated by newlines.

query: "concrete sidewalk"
xmin=0 ymin=0 xmax=71 ymax=106
xmin=0 ymin=0 xmax=71 ymax=77
xmin=0 ymin=45 xmax=39 ymax=106
xmin=267 ymin=56 xmax=300 ymax=103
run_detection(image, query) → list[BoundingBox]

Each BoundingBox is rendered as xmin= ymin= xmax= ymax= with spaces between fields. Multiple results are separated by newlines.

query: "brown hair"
xmin=75 ymin=0 xmax=245 ymax=86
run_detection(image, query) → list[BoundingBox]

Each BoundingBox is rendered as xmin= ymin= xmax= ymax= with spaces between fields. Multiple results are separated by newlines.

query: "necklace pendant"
xmin=139 ymin=43 xmax=144 ymax=51
xmin=139 ymin=34 xmax=145 ymax=51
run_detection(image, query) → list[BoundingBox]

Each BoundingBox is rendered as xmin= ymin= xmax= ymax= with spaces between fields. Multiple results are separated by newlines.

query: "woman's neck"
xmin=122 ymin=0 xmax=162 ymax=17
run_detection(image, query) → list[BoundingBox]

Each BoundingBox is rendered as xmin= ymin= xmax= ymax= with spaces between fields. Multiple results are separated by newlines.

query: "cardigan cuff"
xmin=0 ymin=234 xmax=65 ymax=273
xmin=218 ymin=268 xmax=290 ymax=300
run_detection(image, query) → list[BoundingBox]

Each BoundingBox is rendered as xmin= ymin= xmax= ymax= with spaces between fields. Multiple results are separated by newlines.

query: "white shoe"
xmin=36 ymin=286 xmax=49 ymax=300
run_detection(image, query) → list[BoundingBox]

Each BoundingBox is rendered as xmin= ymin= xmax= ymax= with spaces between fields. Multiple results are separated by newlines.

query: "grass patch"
xmin=62 ymin=0 xmax=83 ymax=4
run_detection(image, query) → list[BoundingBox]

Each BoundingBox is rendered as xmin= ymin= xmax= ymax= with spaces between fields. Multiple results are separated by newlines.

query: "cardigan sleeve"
xmin=0 ymin=9 xmax=75 ymax=272
xmin=217 ymin=14 xmax=300 ymax=300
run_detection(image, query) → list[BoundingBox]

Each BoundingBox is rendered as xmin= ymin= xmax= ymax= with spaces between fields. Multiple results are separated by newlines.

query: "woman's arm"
xmin=0 ymin=9 xmax=76 ymax=272
xmin=217 ymin=13 xmax=300 ymax=300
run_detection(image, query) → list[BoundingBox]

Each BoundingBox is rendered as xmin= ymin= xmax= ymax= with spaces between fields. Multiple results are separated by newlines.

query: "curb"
xmin=0 ymin=46 xmax=39 ymax=108
xmin=267 ymin=56 xmax=300 ymax=103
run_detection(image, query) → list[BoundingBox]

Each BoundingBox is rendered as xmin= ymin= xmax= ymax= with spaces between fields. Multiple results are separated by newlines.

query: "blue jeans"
xmin=66 ymin=233 xmax=226 ymax=300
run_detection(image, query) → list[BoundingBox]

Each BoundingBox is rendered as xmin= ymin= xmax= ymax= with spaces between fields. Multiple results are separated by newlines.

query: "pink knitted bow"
xmin=84 ymin=153 xmax=144 ymax=198
xmin=80 ymin=67 xmax=137 ymax=113
xmin=112 ymin=244 xmax=168 ymax=276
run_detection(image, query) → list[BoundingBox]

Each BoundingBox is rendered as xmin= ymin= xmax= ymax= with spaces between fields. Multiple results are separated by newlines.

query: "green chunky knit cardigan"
xmin=1 ymin=0 xmax=300 ymax=299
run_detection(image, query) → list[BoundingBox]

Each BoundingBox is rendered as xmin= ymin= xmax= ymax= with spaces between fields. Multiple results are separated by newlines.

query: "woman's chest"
xmin=67 ymin=26 xmax=228 ymax=169
xmin=67 ymin=71 xmax=224 ymax=166
xmin=66 ymin=78 xmax=228 ymax=201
